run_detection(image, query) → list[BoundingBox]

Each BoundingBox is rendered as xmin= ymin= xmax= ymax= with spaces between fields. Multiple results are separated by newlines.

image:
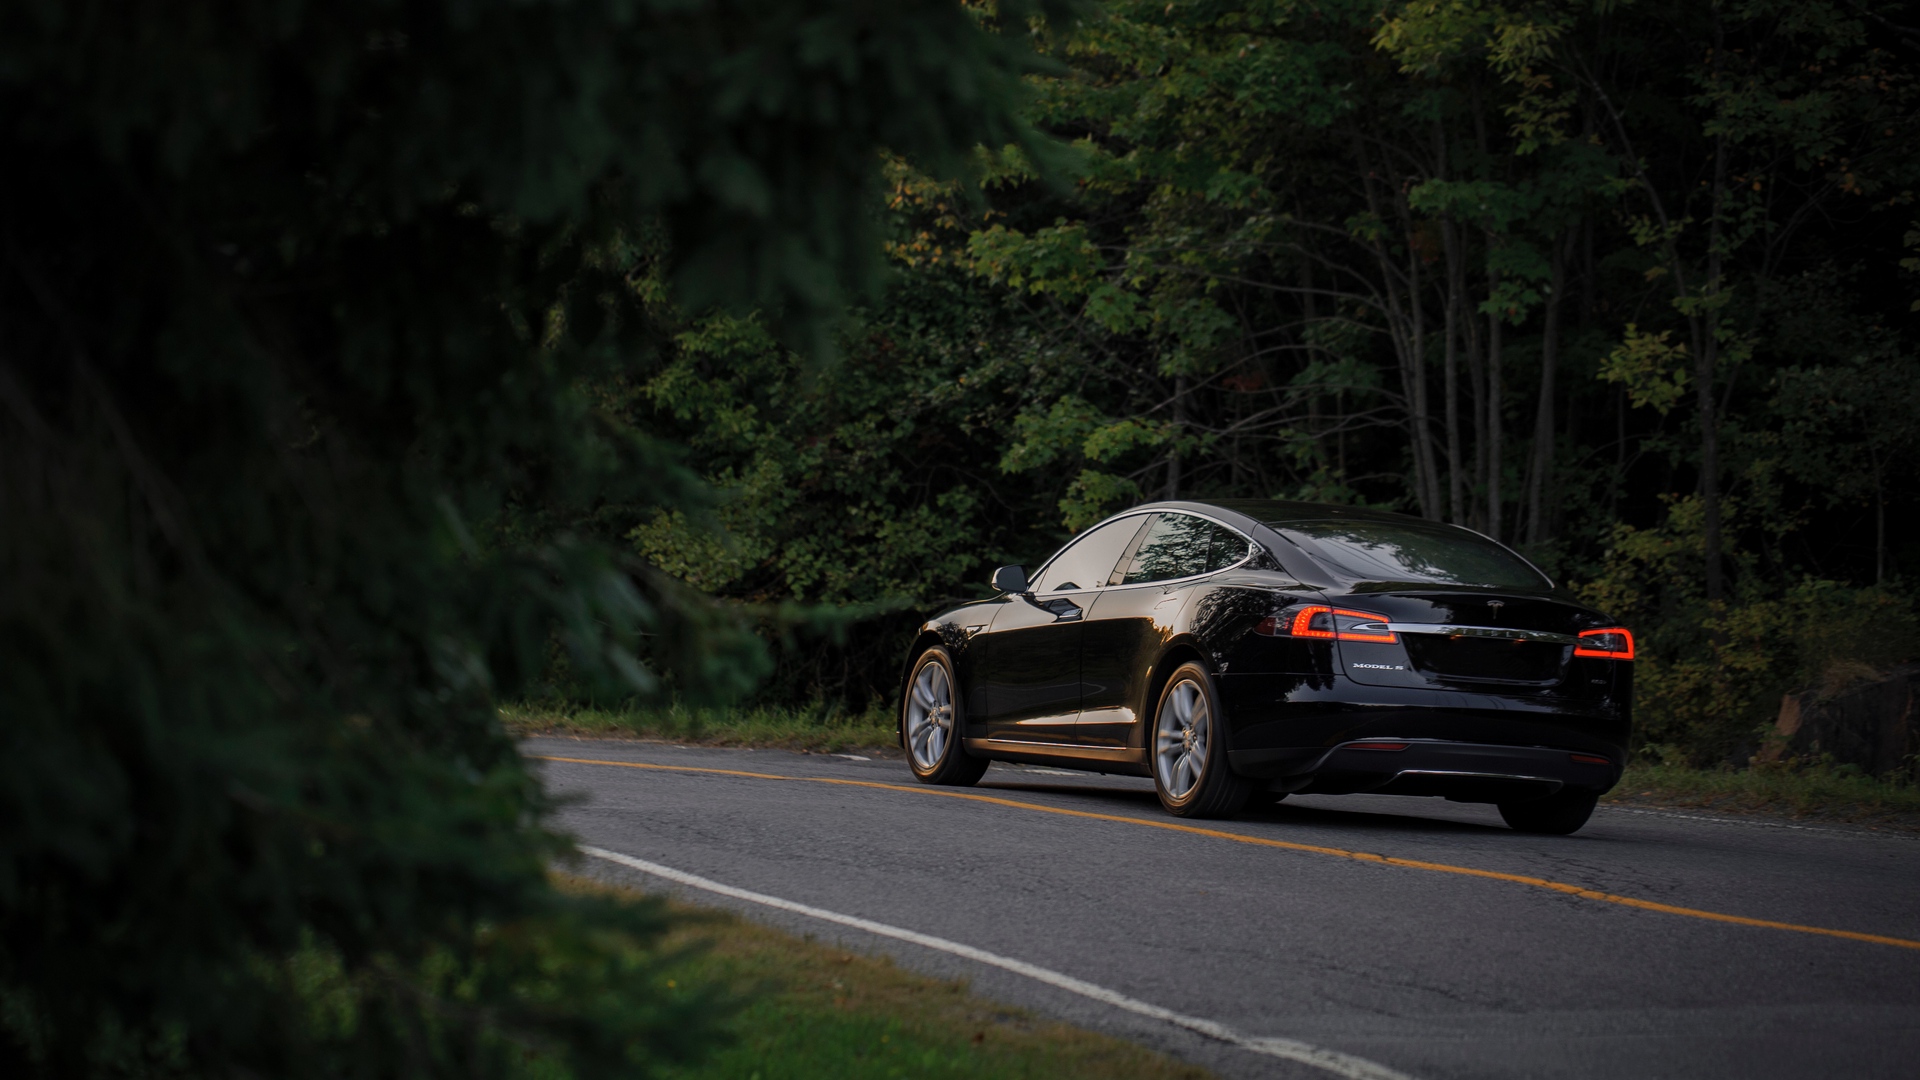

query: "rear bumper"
xmin=1229 ymin=739 xmax=1622 ymax=801
xmin=1218 ymin=671 xmax=1630 ymax=761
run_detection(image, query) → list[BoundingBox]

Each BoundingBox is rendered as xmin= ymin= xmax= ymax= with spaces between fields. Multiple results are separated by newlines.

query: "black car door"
xmin=1079 ymin=513 xmax=1251 ymax=748
xmin=981 ymin=515 xmax=1152 ymax=746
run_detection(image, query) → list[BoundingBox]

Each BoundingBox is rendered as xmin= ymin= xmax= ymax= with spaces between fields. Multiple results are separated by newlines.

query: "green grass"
xmin=557 ymin=876 xmax=1211 ymax=1080
xmin=502 ymin=701 xmax=898 ymax=753
xmin=507 ymin=702 xmax=1920 ymax=827
xmin=1603 ymin=760 xmax=1920 ymax=826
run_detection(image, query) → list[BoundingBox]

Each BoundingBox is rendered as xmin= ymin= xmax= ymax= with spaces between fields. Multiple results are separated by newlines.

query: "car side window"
xmin=1118 ymin=515 xmax=1252 ymax=584
xmin=1121 ymin=513 xmax=1215 ymax=584
xmin=1205 ymin=523 xmax=1253 ymax=572
xmin=1029 ymin=515 xmax=1152 ymax=593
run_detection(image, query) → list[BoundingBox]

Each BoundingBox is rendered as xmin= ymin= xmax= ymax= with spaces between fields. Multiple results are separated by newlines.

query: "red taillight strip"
xmin=1569 ymin=753 xmax=1612 ymax=765
xmin=1265 ymin=606 xmax=1398 ymax=643
xmin=1574 ymin=627 xmax=1635 ymax=660
xmin=1289 ymin=605 xmax=1335 ymax=639
xmin=1345 ymin=741 xmax=1409 ymax=751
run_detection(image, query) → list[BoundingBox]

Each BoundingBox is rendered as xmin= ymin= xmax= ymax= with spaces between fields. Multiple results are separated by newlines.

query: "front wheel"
xmin=1151 ymin=662 xmax=1251 ymax=818
xmin=1498 ymin=788 xmax=1599 ymax=835
xmin=904 ymin=647 xmax=988 ymax=786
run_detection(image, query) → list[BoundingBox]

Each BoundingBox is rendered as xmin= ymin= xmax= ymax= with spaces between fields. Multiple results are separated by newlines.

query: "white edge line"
xmin=580 ymin=845 xmax=1416 ymax=1080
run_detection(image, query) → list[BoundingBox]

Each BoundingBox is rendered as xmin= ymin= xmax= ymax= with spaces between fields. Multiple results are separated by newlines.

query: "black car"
xmin=898 ymin=499 xmax=1633 ymax=834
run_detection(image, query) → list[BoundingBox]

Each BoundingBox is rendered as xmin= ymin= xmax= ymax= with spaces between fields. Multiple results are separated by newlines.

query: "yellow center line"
xmin=534 ymin=754 xmax=1920 ymax=954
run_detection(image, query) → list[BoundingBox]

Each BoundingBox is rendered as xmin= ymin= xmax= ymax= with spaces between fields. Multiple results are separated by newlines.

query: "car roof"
xmin=1115 ymin=498 xmax=1552 ymax=590
xmin=1126 ymin=498 xmax=1425 ymax=529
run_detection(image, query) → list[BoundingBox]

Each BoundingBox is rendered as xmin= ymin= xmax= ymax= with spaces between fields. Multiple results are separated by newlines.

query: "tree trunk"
xmin=1404 ymin=207 xmax=1443 ymax=520
xmin=1525 ymin=234 xmax=1569 ymax=547
xmin=1697 ymin=15 xmax=1729 ymax=605
xmin=1463 ymin=273 xmax=1486 ymax=531
xmin=1485 ymin=268 xmax=1504 ymax=541
xmin=1877 ymin=485 xmax=1886 ymax=586
xmin=1165 ymin=374 xmax=1186 ymax=499
xmin=1871 ymin=447 xmax=1886 ymax=585
xmin=1337 ymin=388 xmax=1348 ymax=480
xmin=1699 ymin=149 xmax=1727 ymax=603
xmin=1443 ymin=216 xmax=1466 ymax=524
xmin=1435 ymin=117 xmax=1466 ymax=524
xmin=1353 ymin=131 xmax=1440 ymax=519
xmin=1580 ymin=214 xmax=1596 ymax=324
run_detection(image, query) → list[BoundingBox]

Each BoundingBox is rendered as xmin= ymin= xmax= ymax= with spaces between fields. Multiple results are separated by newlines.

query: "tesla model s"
xmin=896 ymin=499 xmax=1633 ymax=834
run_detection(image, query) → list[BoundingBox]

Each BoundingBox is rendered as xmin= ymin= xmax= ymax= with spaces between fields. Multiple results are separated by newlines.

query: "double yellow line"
xmin=535 ymin=754 xmax=1920 ymax=954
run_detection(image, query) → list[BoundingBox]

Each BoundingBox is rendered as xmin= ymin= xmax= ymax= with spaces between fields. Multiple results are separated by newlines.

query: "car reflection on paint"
xmin=898 ymin=499 xmax=1633 ymax=834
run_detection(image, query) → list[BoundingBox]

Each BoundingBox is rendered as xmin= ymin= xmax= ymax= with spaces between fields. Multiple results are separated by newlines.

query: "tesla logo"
xmin=1487 ymin=600 xmax=1505 ymax=615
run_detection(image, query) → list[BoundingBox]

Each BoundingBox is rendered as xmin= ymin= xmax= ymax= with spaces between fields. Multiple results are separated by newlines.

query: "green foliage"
xmin=1600 ymin=325 xmax=1692 ymax=414
xmin=614 ymin=0 xmax=1920 ymax=733
xmin=502 ymin=701 xmax=897 ymax=752
xmin=1575 ymin=498 xmax=1919 ymax=765
xmin=635 ymin=308 xmax=1005 ymax=609
xmin=612 ymin=262 xmax=1078 ymax=700
xmin=1576 ymin=267 xmax=1920 ymax=761
xmin=0 ymin=1 xmax=1057 ymax=1076
xmin=1608 ymin=761 xmax=1920 ymax=823
xmin=1761 ymin=297 xmax=1920 ymax=514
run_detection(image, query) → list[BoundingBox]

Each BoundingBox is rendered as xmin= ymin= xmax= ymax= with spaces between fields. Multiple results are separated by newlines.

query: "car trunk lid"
xmin=1331 ymin=590 xmax=1598 ymax=692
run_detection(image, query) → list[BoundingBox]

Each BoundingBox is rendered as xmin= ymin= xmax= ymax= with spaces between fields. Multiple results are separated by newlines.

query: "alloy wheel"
xmin=906 ymin=658 xmax=955 ymax=769
xmin=1154 ymin=677 xmax=1210 ymax=799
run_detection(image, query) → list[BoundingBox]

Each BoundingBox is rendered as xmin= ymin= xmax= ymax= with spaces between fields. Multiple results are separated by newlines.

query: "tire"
xmin=1498 ymin=788 xmax=1599 ymax=835
xmin=903 ymin=647 xmax=988 ymax=786
xmin=1150 ymin=662 xmax=1251 ymax=818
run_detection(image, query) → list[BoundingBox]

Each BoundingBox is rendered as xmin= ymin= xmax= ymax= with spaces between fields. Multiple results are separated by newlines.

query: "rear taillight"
xmin=1574 ymin=627 xmax=1635 ymax=660
xmin=1570 ymin=753 xmax=1611 ymax=765
xmin=1287 ymin=606 xmax=1335 ymax=639
xmin=1345 ymin=741 xmax=1409 ymax=751
xmin=1254 ymin=605 xmax=1397 ymax=643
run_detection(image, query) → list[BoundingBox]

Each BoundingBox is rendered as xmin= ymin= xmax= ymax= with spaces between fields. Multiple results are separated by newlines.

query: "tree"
xmin=625 ymin=0 xmax=1920 ymax=732
xmin=0 ymin=1 xmax=1058 ymax=1074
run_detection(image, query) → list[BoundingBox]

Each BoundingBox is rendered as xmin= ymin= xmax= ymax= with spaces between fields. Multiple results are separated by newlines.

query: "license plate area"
xmin=1402 ymin=635 xmax=1568 ymax=684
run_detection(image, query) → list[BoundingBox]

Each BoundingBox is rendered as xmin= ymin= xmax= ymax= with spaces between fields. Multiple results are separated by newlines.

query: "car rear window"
xmin=1273 ymin=519 xmax=1550 ymax=589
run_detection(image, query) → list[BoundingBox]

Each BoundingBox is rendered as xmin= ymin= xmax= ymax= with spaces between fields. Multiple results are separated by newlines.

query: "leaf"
xmin=1599 ymin=324 xmax=1692 ymax=414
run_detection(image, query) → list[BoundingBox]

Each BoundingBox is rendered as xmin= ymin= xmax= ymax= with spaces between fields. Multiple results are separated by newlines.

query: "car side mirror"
xmin=991 ymin=565 xmax=1029 ymax=594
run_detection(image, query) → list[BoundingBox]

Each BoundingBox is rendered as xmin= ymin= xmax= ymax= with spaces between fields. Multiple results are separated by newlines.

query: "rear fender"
xmin=1135 ymin=639 xmax=1208 ymax=752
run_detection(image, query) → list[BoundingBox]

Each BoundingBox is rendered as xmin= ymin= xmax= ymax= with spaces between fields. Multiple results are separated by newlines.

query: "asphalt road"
xmin=528 ymin=736 xmax=1920 ymax=1080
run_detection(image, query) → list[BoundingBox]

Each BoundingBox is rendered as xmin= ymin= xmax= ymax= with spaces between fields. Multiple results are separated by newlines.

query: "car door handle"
xmin=1043 ymin=598 xmax=1083 ymax=621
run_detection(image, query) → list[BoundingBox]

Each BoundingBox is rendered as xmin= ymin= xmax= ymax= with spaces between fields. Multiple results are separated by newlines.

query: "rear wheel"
xmin=904 ymin=647 xmax=987 ymax=786
xmin=1498 ymin=788 xmax=1599 ymax=835
xmin=1151 ymin=662 xmax=1251 ymax=818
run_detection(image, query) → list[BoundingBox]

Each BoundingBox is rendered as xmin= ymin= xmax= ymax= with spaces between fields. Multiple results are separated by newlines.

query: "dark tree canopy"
xmin=0 ymin=1 xmax=1058 ymax=1075
xmin=626 ymin=0 xmax=1920 ymax=760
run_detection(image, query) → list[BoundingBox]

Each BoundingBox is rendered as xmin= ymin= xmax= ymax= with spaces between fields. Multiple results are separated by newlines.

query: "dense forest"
xmin=603 ymin=0 xmax=1920 ymax=765
xmin=5 ymin=2 xmax=1918 ymax=1077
